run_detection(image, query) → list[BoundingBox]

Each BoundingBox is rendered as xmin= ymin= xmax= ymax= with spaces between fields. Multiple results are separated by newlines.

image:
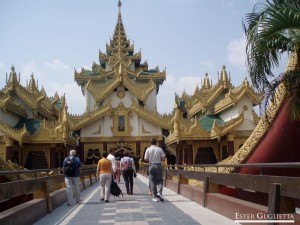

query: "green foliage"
xmin=244 ymin=0 xmax=300 ymax=119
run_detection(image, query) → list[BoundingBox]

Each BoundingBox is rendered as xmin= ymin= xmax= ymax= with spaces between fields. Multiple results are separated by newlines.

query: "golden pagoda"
xmin=0 ymin=1 xmax=263 ymax=169
xmin=0 ymin=66 xmax=76 ymax=170
xmin=167 ymin=65 xmax=262 ymax=165
xmin=71 ymin=0 xmax=171 ymax=164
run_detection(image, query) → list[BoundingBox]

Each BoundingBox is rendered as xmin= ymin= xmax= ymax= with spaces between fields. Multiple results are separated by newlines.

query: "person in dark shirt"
xmin=62 ymin=150 xmax=82 ymax=206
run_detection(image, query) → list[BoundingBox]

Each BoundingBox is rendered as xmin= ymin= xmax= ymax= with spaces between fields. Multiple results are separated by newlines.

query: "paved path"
xmin=35 ymin=174 xmax=238 ymax=225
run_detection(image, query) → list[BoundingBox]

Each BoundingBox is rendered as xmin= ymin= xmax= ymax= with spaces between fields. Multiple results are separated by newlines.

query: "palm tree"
xmin=244 ymin=0 xmax=300 ymax=120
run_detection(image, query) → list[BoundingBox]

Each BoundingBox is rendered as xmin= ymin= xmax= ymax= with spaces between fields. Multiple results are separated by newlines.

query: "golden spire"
xmin=202 ymin=73 xmax=211 ymax=89
xmin=243 ymin=77 xmax=249 ymax=87
xmin=8 ymin=65 xmax=20 ymax=84
xmin=113 ymin=0 xmax=126 ymax=50
xmin=220 ymin=65 xmax=229 ymax=82
xmin=27 ymin=73 xmax=39 ymax=93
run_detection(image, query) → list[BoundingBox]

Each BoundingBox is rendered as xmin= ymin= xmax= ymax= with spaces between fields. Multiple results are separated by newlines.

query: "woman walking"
xmin=120 ymin=151 xmax=136 ymax=195
xmin=97 ymin=151 xmax=112 ymax=202
xmin=115 ymin=157 xmax=121 ymax=183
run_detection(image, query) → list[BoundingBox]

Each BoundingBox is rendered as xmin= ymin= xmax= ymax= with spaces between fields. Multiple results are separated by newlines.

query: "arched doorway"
xmin=195 ymin=147 xmax=217 ymax=164
xmin=85 ymin=148 xmax=101 ymax=165
xmin=24 ymin=151 xmax=48 ymax=169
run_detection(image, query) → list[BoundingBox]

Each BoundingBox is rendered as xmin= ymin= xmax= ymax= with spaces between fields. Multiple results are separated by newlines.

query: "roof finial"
xmin=118 ymin=0 xmax=122 ymax=12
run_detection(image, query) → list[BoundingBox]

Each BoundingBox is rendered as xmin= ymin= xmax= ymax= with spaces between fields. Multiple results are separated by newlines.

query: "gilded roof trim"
xmin=131 ymin=100 xmax=172 ymax=130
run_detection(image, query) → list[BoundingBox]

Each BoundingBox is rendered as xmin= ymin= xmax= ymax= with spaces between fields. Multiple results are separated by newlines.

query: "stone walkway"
xmin=34 ymin=174 xmax=238 ymax=225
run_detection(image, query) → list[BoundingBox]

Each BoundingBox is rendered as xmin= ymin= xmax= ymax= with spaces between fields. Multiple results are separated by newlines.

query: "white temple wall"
xmin=80 ymin=118 xmax=102 ymax=138
xmin=0 ymin=109 xmax=20 ymax=127
xmin=139 ymin=117 xmax=162 ymax=136
xmin=109 ymin=85 xmax=136 ymax=108
xmin=85 ymin=89 xmax=96 ymax=112
xmin=130 ymin=113 xmax=139 ymax=136
xmin=236 ymin=96 xmax=256 ymax=131
xmin=145 ymin=89 xmax=157 ymax=111
xmin=103 ymin=116 xmax=113 ymax=136
xmin=219 ymin=107 xmax=239 ymax=122
xmin=80 ymin=116 xmax=113 ymax=137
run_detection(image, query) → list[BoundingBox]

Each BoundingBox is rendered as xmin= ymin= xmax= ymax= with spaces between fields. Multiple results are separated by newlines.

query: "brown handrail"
xmin=167 ymin=162 xmax=300 ymax=169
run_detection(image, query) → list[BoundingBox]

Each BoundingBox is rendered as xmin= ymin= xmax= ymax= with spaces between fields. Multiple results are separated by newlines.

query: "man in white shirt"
xmin=107 ymin=150 xmax=117 ymax=174
xmin=144 ymin=138 xmax=166 ymax=202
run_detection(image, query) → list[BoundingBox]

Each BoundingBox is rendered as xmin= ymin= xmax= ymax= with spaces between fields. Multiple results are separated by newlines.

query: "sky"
xmin=0 ymin=0 xmax=288 ymax=114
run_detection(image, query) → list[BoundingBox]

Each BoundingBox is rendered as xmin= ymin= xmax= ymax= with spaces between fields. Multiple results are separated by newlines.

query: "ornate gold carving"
xmin=0 ymin=122 xmax=29 ymax=146
xmin=117 ymin=90 xmax=125 ymax=99
xmin=3 ymin=68 xmax=59 ymax=120
xmin=81 ymin=135 xmax=163 ymax=143
xmin=188 ymin=81 xmax=230 ymax=117
xmin=213 ymin=80 xmax=262 ymax=114
xmin=74 ymin=4 xmax=166 ymax=106
xmin=218 ymin=83 xmax=286 ymax=173
xmin=0 ymin=143 xmax=5 ymax=161
xmin=167 ymin=106 xmax=211 ymax=145
xmin=0 ymin=92 xmax=27 ymax=117
xmin=210 ymin=112 xmax=244 ymax=140
xmin=110 ymin=102 xmax=132 ymax=136
xmin=67 ymin=100 xmax=111 ymax=130
xmin=131 ymin=100 xmax=172 ymax=130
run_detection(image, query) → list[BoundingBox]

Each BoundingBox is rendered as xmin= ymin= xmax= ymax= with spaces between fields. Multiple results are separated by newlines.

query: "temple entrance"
xmin=24 ymin=151 xmax=48 ymax=169
xmin=195 ymin=147 xmax=217 ymax=164
xmin=85 ymin=148 xmax=101 ymax=165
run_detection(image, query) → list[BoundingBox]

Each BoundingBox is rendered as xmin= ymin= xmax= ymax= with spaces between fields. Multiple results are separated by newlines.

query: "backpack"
xmin=110 ymin=180 xmax=123 ymax=197
xmin=122 ymin=157 xmax=133 ymax=171
xmin=64 ymin=157 xmax=76 ymax=177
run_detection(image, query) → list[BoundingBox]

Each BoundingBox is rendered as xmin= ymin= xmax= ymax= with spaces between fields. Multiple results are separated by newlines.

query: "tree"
xmin=244 ymin=0 xmax=300 ymax=120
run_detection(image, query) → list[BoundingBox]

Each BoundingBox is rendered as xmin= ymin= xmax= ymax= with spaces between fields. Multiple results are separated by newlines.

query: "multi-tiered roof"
xmin=75 ymin=1 xmax=166 ymax=103
xmin=0 ymin=66 xmax=76 ymax=147
xmin=166 ymin=66 xmax=262 ymax=145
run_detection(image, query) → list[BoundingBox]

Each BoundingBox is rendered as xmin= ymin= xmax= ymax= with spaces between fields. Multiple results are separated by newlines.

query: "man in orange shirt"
xmin=97 ymin=151 xmax=112 ymax=202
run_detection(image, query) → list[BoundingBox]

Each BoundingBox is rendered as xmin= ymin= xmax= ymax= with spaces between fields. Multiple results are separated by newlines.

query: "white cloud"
xmin=221 ymin=0 xmax=235 ymax=7
xmin=157 ymin=74 xmax=210 ymax=113
xmin=15 ymin=59 xmax=85 ymax=114
xmin=227 ymin=38 xmax=246 ymax=67
xmin=199 ymin=59 xmax=215 ymax=70
xmin=44 ymin=59 xmax=70 ymax=74
xmin=47 ymin=81 xmax=85 ymax=114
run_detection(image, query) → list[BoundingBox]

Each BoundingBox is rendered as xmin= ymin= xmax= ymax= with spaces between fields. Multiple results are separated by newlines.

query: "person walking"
xmin=115 ymin=157 xmax=121 ymax=183
xmin=97 ymin=151 xmax=113 ymax=202
xmin=107 ymin=149 xmax=117 ymax=178
xmin=120 ymin=151 xmax=136 ymax=195
xmin=63 ymin=150 xmax=82 ymax=206
xmin=144 ymin=138 xmax=166 ymax=202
